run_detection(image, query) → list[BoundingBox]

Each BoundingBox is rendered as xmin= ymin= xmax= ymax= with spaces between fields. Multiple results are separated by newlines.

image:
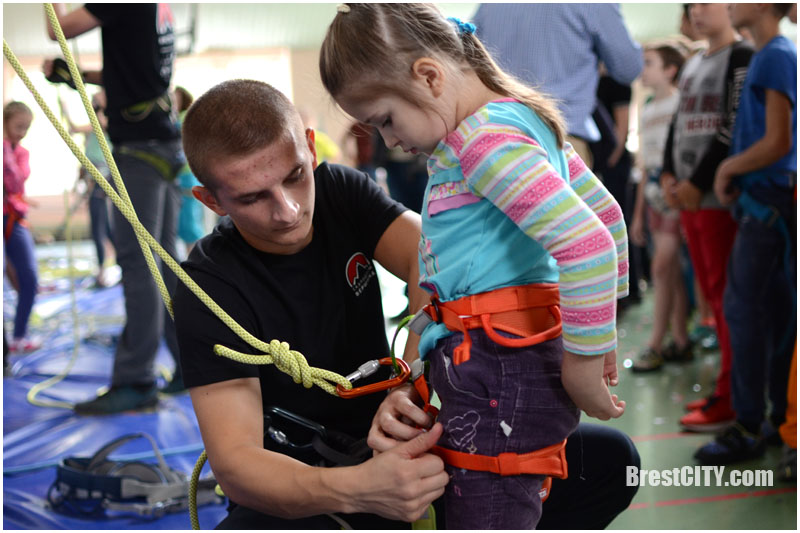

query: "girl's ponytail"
xmin=460 ymin=34 xmax=566 ymax=148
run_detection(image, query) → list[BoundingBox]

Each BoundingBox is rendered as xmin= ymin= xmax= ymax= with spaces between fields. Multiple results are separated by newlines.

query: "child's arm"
xmin=563 ymin=142 xmax=629 ymax=299
xmin=714 ymin=88 xmax=794 ymax=205
xmin=630 ymin=172 xmax=648 ymax=247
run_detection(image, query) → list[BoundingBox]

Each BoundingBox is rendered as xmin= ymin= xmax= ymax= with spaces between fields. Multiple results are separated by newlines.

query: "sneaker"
xmin=662 ymin=340 xmax=694 ymax=362
xmin=160 ymin=373 xmax=186 ymax=395
xmin=74 ymin=384 xmax=158 ymax=415
xmin=631 ymin=347 xmax=664 ymax=372
xmin=760 ymin=419 xmax=784 ymax=447
xmin=689 ymin=324 xmax=714 ymax=344
xmin=694 ymin=423 xmax=766 ymax=465
xmin=685 ymin=395 xmax=714 ymax=412
xmin=680 ymin=396 xmax=736 ymax=432
xmin=699 ymin=331 xmax=719 ymax=351
xmin=778 ymin=445 xmax=797 ymax=482
xmin=8 ymin=337 xmax=42 ymax=354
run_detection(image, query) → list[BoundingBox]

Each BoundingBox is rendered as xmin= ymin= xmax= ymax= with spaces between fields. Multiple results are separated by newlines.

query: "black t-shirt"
xmin=84 ymin=3 xmax=179 ymax=143
xmin=174 ymin=163 xmax=407 ymax=441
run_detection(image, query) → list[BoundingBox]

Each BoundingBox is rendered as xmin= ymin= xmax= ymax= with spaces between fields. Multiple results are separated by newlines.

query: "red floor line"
xmin=628 ymin=487 xmax=798 ymax=509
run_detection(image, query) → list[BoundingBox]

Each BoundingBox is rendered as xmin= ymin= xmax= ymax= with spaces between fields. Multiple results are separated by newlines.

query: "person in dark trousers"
xmin=45 ymin=3 xmax=185 ymax=413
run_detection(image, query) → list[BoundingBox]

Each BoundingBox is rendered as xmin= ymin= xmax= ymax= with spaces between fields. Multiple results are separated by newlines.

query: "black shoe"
xmin=631 ymin=347 xmax=664 ymax=372
xmin=662 ymin=340 xmax=694 ymax=362
xmin=74 ymin=384 xmax=158 ymax=415
xmin=694 ymin=423 xmax=766 ymax=465
xmin=160 ymin=373 xmax=186 ymax=395
xmin=778 ymin=445 xmax=797 ymax=481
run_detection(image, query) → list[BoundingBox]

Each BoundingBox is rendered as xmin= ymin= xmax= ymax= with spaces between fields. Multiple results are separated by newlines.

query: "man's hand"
xmin=660 ymin=172 xmax=680 ymax=210
xmin=674 ymin=181 xmax=702 ymax=211
xmin=713 ymin=159 xmax=739 ymax=206
xmin=368 ymin=383 xmax=433 ymax=454
xmin=348 ymin=423 xmax=448 ymax=522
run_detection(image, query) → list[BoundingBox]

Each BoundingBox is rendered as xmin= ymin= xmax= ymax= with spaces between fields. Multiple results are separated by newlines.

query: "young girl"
xmin=320 ymin=4 xmax=628 ymax=528
xmin=3 ymin=101 xmax=40 ymax=353
xmin=630 ymin=43 xmax=692 ymax=372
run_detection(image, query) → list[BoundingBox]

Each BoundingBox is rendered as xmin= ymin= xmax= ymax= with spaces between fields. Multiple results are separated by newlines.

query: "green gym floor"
xmin=377 ymin=266 xmax=798 ymax=530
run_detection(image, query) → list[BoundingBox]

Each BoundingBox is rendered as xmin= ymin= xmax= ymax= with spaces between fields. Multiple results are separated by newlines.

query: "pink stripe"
xmin=561 ymin=305 xmax=616 ymax=325
xmin=596 ymin=205 xmax=624 ymax=225
xmin=461 ymin=132 xmax=536 ymax=175
xmin=505 ymin=173 xmax=565 ymax=224
xmin=567 ymin=152 xmax=588 ymax=179
xmin=551 ymin=229 xmax=614 ymax=262
xmin=427 ymin=193 xmax=481 ymax=216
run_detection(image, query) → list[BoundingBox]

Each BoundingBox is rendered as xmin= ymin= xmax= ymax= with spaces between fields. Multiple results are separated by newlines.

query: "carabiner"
xmin=336 ymin=357 xmax=411 ymax=398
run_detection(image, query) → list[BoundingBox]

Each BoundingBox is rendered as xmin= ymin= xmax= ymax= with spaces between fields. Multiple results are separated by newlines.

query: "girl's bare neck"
xmin=453 ymin=71 xmax=506 ymax=126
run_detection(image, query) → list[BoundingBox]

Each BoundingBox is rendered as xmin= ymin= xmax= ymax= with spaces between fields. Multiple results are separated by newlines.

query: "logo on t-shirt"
xmin=345 ymin=252 xmax=376 ymax=297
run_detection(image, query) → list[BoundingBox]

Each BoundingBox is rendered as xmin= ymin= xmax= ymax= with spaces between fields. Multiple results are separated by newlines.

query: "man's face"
xmin=198 ymin=124 xmax=317 ymax=255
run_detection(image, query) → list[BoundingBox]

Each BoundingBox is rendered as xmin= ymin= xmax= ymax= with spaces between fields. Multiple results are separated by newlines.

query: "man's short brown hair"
xmin=182 ymin=79 xmax=300 ymax=188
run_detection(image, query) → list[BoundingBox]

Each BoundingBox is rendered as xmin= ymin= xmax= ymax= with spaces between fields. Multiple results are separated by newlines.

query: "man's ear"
xmin=192 ymin=185 xmax=227 ymax=217
xmin=411 ymin=57 xmax=445 ymax=98
xmin=306 ymin=127 xmax=318 ymax=168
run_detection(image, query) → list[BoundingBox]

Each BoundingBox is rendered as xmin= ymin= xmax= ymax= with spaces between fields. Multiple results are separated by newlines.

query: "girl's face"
xmin=337 ymin=92 xmax=450 ymax=156
xmin=4 ymin=112 xmax=32 ymax=146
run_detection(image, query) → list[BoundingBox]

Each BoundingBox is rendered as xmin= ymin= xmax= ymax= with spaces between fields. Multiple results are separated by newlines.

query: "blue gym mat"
xmin=3 ymin=270 xmax=228 ymax=529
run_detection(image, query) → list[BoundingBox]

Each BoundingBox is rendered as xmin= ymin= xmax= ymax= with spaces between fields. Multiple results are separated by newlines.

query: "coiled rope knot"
xmin=269 ymin=340 xmax=313 ymax=388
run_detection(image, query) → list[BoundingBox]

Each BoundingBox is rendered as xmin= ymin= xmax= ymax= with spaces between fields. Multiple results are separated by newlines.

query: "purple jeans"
xmin=428 ymin=329 xmax=580 ymax=529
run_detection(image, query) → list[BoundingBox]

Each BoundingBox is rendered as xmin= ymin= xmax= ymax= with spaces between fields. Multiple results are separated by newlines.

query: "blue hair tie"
xmin=447 ymin=16 xmax=476 ymax=36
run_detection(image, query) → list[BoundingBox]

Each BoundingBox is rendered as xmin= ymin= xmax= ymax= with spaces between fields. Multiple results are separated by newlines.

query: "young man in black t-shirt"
xmin=46 ymin=4 xmax=186 ymax=414
xmin=177 ymin=79 xmax=447 ymax=529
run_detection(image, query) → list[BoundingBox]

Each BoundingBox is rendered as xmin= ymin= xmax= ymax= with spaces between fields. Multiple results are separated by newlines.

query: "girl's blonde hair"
xmin=320 ymin=3 xmax=566 ymax=147
xmin=3 ymin=101 xmax=32 ymax=123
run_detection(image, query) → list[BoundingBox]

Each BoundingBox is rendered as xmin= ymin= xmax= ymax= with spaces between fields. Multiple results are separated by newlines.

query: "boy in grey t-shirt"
xmin=659 ymin=3 xmax=753 ymax=433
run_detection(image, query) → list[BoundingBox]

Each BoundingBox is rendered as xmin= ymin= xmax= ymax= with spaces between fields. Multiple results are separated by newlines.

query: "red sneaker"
xmin=685 ymin=395 xmax=713 ymax=412
xmin=680 ymin=396 xmax=735 ymax=432
xmin=9 ymin=337 xmax=42 ymax=354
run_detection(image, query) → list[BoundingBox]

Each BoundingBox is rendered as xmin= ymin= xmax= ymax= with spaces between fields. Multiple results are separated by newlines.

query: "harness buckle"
xmin=336 ymin=357 xmax=411 ymax=398
xmin=497 ymin=452 xmax=521 ymax=476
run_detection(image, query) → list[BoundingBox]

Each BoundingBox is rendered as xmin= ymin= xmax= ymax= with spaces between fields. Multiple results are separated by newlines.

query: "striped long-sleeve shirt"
xmin=417 ymin=100 xmax=628 ymax=358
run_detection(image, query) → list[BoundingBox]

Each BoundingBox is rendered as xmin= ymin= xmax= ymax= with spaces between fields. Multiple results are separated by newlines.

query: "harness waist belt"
xmin=422 ymin=284 xmax=562 ymax=365
xmin=431 ymin=439 xmax=568 ymax=478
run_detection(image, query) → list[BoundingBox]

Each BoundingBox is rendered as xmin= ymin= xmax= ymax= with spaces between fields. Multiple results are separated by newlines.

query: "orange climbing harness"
xmin=420 ymin=283 xmax=563 ymax=365
xmin=409 ymin=283 xmax=570 ymax=501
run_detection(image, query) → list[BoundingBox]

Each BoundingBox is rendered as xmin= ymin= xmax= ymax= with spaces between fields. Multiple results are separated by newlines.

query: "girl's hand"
xmin=562 ymin=351 xmax=626 ymax=421
xmin=367 ymin=383 xmax=433 ymax=454
xmin=603 ymin=349 xmax=619 ymax=387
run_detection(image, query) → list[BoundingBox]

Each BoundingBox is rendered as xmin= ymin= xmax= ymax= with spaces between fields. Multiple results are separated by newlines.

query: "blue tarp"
xmin=3 ymin=273 xmax=228 ymax=529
